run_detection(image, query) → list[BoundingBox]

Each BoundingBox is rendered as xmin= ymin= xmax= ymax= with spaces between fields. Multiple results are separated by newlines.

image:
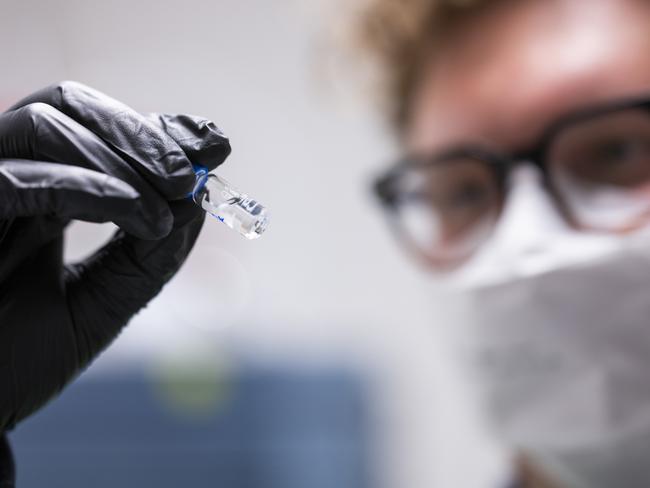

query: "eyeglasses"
xmin=374 ymin=95 xmax=650 ymax=270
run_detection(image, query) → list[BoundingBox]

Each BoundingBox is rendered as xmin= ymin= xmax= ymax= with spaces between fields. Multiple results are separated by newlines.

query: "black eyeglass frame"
xmin=372 ymin=94 xmax=650 ymax=267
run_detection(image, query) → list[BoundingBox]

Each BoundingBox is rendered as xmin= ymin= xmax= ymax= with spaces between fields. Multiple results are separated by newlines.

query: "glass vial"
xmin=192 ymin=172 xmax=269 ymax=239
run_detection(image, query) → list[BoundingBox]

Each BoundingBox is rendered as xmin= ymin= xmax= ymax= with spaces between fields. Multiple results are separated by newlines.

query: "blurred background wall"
xmin=0 ymin=1 xmax=507 ymax=487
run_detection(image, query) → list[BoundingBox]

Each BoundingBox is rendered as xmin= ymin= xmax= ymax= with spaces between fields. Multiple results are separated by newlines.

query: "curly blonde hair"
xmin=354 ymin=0 xmax=493 ymax=131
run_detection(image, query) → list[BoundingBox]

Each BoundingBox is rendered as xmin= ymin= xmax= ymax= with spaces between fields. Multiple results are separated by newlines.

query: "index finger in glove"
xmin=7 ymin=81 xmax=195 ymax=199
xmin=0 ymin=103 xmax=172 ymax=239
xmin=145 ymin=113 xmax=231 ymax=172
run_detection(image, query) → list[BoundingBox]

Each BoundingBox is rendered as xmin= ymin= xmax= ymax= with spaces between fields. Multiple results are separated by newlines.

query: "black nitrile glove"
xmin=0 ymin=81 xmax=231 ymax=433
xmin=0 ymin=434 xmax=13 ymax=488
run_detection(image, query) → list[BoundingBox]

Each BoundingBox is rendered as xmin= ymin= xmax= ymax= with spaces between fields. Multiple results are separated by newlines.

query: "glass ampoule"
xmin=191 ymin=169 xmax=269 ymax=239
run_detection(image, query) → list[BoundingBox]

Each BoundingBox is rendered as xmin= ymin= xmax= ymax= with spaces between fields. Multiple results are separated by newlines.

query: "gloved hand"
xmin=0 ymin=81 xmax=231 ymax=432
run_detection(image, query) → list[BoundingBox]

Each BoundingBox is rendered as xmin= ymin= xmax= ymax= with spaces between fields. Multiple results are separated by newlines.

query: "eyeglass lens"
xmin=392 ymin=157 xmax=502 ymax=265
xmin=546 ymin=108 xmax=650 ymax=232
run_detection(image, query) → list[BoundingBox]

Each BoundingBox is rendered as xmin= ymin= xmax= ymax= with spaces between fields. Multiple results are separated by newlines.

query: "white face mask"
xmin=437 ymin=166 xmax=650 ymax=488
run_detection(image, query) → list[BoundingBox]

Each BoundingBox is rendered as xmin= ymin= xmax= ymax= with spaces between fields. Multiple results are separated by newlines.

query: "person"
xmin=358 ymin=0 xmax=650 ymax=487
xmin=0 ymin=81 xmax=231 ymax=487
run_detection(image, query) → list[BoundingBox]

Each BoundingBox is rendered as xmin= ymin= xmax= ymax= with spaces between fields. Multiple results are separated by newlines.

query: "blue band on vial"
xmin=192 ymin=164 xmax=209 ymax=175
xmin=187 ymin=164 xmax=210 ymax=199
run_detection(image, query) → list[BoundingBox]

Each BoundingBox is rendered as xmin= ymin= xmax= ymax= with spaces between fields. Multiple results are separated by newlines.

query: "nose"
xmin=490 ymin=165 xmax=569 ymax=258
xmin=451 ymin=165 xmax=622 ymax=286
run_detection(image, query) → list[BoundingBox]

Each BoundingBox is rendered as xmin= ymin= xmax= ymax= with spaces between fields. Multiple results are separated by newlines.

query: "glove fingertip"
xmin=148 ymin=113 xmax=232 ymax=171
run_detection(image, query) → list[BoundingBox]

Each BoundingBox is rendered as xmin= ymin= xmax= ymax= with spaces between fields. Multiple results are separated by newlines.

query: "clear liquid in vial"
xmin=192 ymin=173 xmax=269 ymax=239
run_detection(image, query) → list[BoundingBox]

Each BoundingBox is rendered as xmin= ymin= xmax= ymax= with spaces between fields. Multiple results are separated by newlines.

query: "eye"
xmin=549 ymin=109 xmax=650 ymax=188
xmin=565 ymin=136 xmax=650 ymax=187
xmin=592 ymin=137 xmax=648 ymax=165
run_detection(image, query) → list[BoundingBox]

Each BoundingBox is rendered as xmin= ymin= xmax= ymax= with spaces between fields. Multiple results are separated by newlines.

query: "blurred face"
xmin=385 ymin=0 xmax=650 ymax=269
xmin=388 ymin=3 xmax=650 ymax=484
